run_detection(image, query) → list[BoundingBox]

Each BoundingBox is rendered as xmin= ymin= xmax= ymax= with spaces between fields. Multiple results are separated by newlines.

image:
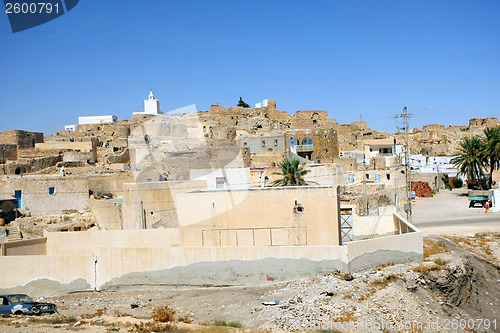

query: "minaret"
xmin=143 ymin=90 xmax=160 ymax=114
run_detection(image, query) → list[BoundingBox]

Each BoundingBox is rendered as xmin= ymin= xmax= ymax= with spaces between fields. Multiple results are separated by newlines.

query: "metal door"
xmin=340 ymin=208 xmax=353 ymax=243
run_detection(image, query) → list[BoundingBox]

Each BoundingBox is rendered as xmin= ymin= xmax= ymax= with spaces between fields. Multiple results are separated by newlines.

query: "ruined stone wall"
xmin=4 ymin=155 xmax=63 ymax=175
xmin=0 ymin=130 xmax=44 ymax=149
xmin=0 ymin=144 xmax=18 ymax=162
xmin=469 ymin=117 xmax=497 ymax=128
xmin=295 ymin=110 xmax=329 ymax=120
xmin=74 ymin=123 xmax=131 ymax=138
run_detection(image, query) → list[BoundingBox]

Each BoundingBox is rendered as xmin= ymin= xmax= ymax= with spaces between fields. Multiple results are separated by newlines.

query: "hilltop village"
xmin=0 ymin=92 xmax=497 ymax=238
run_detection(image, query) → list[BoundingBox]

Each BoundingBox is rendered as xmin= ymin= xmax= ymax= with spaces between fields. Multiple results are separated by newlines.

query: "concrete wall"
xmin=0 ymin=212 xmax=421 ymax=296
xmin=176 ymin=186 xmax=341 ymax=246
xmin=0 ymin=238 xmax=47 ymax=256
xmin=120 ymin=180 xmax=206 ymax=229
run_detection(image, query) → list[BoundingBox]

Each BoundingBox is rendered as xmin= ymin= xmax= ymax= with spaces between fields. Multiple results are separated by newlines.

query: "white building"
xmin=64 ymin=125 xmax=76 ymax=132
xmin=408 ymin=154 xmax=458 ymax=176
xmin=255 ymin=99 xmax=270 ymax=108
xmin=134 ymin=90 xmax=160 ymax=115
xmin=78 ymin=115 xmax=117 ymax=125
xmin=190 ymin=168 xmax=251 ymax=190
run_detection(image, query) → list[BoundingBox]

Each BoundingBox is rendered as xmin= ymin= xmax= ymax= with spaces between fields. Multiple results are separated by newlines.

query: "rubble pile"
xmin=411 ymin=181 xmax=433 ymax=198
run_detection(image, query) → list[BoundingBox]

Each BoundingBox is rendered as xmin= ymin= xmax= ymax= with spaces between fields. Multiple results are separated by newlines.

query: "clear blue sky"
xmin=1 ymin=0 xmax=499 ymax=135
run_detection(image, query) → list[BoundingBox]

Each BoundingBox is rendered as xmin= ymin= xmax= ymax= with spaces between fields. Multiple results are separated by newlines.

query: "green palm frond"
xmin=272 ymin=158 xmax=311 ymax=186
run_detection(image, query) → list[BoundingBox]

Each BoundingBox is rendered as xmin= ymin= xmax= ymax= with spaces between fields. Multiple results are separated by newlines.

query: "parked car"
xmin=0 ymin=294 xmax=58 ymax=315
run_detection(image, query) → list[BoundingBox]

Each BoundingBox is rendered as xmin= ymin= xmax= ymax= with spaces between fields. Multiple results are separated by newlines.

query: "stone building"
xmin=285 ymin=128 xmax=339 ymax=163
xmin=0 ymin=130 xmax=43 ymax=149
xmin=239 ymin=135 xmax=286 ymax=153
xmin=469 ymin=117 xmax=498 ymax=128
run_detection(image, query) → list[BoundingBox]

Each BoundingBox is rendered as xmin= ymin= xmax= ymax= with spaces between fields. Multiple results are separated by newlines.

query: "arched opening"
xmin=288 ymin=137 xmax=299 ymax=150
xmin=14 ymin=167 xmax=26 ymax=175
xmin=301 ymin=137 xmax=313 ymax=149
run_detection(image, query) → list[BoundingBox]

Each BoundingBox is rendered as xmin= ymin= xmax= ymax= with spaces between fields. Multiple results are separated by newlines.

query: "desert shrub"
xmin=213 ymin=320 xmax=243 ymax=328
xmin=423 ymin=239 xmax=449 ymax=258
xmin=434 ymin=258 xmax=447 ymax=266
xmin=128 ymin=322 xmax=185 ymax=333
xmin=82 ymin=307 xmax=106 ymax=319
xmin=412 ymin=263 xmax=442 ymax=273
xmin=151 ymin=306 xmax=176 ymax=323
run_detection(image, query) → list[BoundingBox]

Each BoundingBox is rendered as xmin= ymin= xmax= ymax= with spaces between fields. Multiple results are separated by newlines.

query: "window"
xmin=348 ymin=174 xmax=354 ymax=183
xmin=375 ymin=174 xmax=381 ymax=183
xmin=386 ymin=174 xmax=391 ymax=180
xmin=203 ymin=126 xmax=207 ymax=133
xmin=14 ymin=190 xmax=22 ymax=208
xmin=366 ymin=174 xmax=370 ymax=180
xmin=274 ymin=140 xmax=278 ymax=146
xmin=216 ymin=177 xmax=226 ymax=189
xmin=243 ymin=142 xmax=247 ymax=146
xmin=261 ymin=140 xmax=266 ymax=147
xmin=49 ymin=187 xmax=55 ymax=195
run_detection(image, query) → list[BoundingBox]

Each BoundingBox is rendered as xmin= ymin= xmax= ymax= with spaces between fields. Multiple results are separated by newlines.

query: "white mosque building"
xmin=133 ymin=90 xmax=160 ymax=115
xmin=64 ymin=90 xmax=161 ymax=131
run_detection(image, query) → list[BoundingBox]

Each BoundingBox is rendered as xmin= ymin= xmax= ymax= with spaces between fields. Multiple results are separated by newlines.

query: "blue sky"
xmin=1 ymin=0 xmax=499 ymax=135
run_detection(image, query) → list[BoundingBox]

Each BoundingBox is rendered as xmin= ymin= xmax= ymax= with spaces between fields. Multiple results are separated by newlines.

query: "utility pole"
xmin=395 ymin=107 xmax=412 ymax=221
xmin=362 ymin=144 xmax=368 ymax=215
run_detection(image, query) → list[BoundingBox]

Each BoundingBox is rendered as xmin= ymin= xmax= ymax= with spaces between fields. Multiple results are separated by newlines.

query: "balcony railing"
xmin=300 ymin=144 xmax=314 ymax=150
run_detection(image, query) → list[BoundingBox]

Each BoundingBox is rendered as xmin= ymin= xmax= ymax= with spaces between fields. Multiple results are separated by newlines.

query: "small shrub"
xmin=176 ymin=314 xmax=192 ymax=324
xmin=213 ymin=320 xmax=242 ymax=328
xmin=114 ymin=310 xmax=132 ymax=317
xmin=434 ymin=258 xmax=447 ymax=266
xmin=423 ymin=239 xmax=449 ymax=258
xmin=452 ymin=178 xmax=463 ymax=188
xmin=151 ymin=306 xmax=176 ymax=323
xmin=128 ymin=322 xmax=184 ymax=333
xmin=226 ymin=321 xmax=242 ymax=328
xmin=82 ymin=307 xmax=106 ymax=319
xmin=412 ymin=263 xmax=442 ymax=273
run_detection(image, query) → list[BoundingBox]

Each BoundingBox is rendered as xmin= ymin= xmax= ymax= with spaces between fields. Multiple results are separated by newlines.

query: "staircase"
xmin=5 ymin=225 xmax=22 ymax=242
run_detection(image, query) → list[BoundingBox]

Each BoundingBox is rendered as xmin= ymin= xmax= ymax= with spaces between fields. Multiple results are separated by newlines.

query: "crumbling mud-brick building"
xmin=0 ymin=130 xmax=44 ymax=149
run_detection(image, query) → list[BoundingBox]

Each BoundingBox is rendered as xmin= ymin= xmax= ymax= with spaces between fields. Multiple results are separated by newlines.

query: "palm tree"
xmin=451 ymin=136 xmax=486 ymax=188
xmin=483 ymin=127 xmax=500 ymax=189
xmin=272 ymin=158 xmax=311 ymax=186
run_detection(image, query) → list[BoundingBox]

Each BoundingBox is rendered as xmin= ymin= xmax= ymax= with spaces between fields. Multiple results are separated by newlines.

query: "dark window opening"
xmin=386 ymin=174 xmax=391 ymax=180
xmin=49 ymin=187 xmax=55 ymax=195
